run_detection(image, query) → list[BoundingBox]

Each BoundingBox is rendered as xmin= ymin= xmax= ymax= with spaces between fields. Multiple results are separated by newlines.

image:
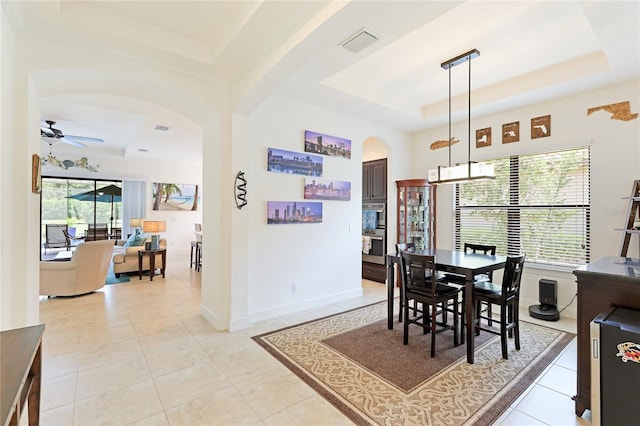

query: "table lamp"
xmin=143 ymin=220 xmax=166 ymax=250
xmin=130 ymin=218 xmax=143 ymax=235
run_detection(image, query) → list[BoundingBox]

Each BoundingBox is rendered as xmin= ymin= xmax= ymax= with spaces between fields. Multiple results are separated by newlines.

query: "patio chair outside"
xmin=44 ymin=224 xmax=68 ymax=254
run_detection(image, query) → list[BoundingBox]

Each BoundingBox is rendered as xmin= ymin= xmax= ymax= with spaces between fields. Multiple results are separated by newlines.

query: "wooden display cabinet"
xmin=396 ymin=179 xmax=436 ymax=250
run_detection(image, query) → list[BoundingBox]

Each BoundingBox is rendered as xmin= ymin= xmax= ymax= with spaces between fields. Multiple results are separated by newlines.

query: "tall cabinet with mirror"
xmin=396 ymin=179 xmax=436 ymax=250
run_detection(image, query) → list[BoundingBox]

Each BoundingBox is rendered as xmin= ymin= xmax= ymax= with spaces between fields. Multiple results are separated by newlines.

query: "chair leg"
xmin=486 ymin=302 xmax=493 ymax=326
xmin=474 ymin=300 xmax=482 ymax=336
xmin=403 ymin=297 xmax=410 ymax=345
xmin=460 ymin=292 xmax=465 ymax=342
xmin=398 ymin=286 xmax=404 ymax=323
xmin=430 ymin=302 xmax=437 ymax=358
xmin=500 ymin=304 xmax=508 ymax=359
xmin=190 ymin=243 xmax=194 ymax=268
xmin=514 ymin=302 xmax=521 ymax=351
xmin=453 ymin=298 xmax=459 ymax=347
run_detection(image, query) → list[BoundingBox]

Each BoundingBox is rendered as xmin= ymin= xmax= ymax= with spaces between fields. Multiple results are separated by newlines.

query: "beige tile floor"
xmin=31 ymin=255 xmax=592 ymax=425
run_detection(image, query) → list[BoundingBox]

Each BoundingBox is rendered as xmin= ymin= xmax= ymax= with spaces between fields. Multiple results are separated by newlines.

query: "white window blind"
xmin=454 ymin=147 xmax=590 ymax=267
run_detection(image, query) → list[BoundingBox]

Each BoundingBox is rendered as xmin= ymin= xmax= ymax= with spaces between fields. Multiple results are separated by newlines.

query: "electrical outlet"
xmin=291 ymin=282 xmax=297 ymax=292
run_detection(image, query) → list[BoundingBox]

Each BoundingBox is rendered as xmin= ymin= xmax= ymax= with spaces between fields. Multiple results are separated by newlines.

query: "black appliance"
xmin=528 ymin=279 xmax=560 ymax=321
xmin=590 ymin=307 xmax=640 ymax=425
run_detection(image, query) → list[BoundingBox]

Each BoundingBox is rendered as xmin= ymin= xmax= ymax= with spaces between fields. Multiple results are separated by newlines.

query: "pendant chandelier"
xmin=427 ymin=49 xmax=494 ymax=184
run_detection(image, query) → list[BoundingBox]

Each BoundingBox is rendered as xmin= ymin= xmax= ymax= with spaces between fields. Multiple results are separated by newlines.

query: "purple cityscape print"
xmin=304 ymin=178 xmax=351 ymax=201
xmin=267 ymin=148 xmax=323 ymax=176
xmin=304 ymin=130 xmax=351 ymax=159
xmin=267 ymin=201 xmax=323 ymax=224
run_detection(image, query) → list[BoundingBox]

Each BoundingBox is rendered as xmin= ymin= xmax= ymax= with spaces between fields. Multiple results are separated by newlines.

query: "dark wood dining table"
xmin=385 ymin=249 xmax=507 ymax=364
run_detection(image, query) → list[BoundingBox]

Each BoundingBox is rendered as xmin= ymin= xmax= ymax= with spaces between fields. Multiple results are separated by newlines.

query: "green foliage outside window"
xmin=455 ymin=147 xmax=590 ymax=267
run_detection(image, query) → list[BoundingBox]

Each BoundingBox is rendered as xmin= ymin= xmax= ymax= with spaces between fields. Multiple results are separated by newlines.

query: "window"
xmin=454 ymin=147 xmax=590 ymax=268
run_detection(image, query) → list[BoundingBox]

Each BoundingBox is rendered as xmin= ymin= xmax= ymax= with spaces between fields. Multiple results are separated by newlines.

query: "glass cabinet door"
xmin=396 ymin=180 xmax=435 ymax=250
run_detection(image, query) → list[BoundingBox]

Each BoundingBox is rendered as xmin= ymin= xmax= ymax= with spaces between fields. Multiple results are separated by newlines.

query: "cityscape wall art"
xmin=267 ymin=201 xmax=323 ymax=224
xmin=304 ymin=130 xmax=351 ymax=159
xmin=304 ymin=178 xmax=351 ymax=201
xmin=267 ymin=148 xmax=323 ymax=176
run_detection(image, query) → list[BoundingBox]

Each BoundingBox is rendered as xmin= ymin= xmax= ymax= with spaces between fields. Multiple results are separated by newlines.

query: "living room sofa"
xmin=112 ymin=237 xmax=167 ymax=277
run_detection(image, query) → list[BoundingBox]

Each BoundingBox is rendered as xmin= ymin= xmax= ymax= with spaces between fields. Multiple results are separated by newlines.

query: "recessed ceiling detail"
xmin=340 ymin=29 xmax=378 ymax=54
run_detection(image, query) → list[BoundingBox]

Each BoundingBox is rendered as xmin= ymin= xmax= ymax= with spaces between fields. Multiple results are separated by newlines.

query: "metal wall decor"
xmin=502 ymin=121 xmax=520 ymax=144
xmin=531 ymin=115 xmax=551 ymax=139
xmin=475 ymin=127 xmax=491 ymax=148
xmin=587 ymin=101 xmax=638 ymax=121
xmin=235 ymin=171 xmax=247 ymax=209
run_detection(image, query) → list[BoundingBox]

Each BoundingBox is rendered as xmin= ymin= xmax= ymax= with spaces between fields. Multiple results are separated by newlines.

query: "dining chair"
xmin=395 ymin=243 xmax=416 ymax=323
xmin=472 ymin=254 xmax=526 ymax=360
xmin=395 ymin=243 xmax=449 ymax=324
xmin=442 ymin=242 xmax=498 ymax=339
xmin=400 ymin=252 xmax=461 ymax=357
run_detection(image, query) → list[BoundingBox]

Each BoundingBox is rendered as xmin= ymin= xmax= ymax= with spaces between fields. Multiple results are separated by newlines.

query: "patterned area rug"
xmin=253 ymin=302 xmax=574 ymax=426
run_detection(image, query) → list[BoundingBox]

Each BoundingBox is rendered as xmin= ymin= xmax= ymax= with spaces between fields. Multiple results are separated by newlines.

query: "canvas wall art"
xmin=267 ymin=201 xmax=323 ymax=224
xmin=304 ymin=178 xmax=351 ymax=201
xmin=152 ymin=182 xmax=200 ymax=211
xmin=304 ymin=130 xmax=352 ymax=159
xmin=268 ymin=148 xmax=323 ymax=176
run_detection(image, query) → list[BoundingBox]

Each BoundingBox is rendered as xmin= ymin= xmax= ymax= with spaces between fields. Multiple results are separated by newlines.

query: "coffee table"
xmin=54 ymin=251 xmax=73 ymax=261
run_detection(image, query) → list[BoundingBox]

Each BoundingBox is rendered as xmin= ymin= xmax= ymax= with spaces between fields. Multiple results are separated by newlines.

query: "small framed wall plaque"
xmin=531 ymin=115 xmax=551 ymax=139
xmin=502 ymin=121 xmax=520 ymax=144
xmin=32 ymin=154 xmax=42 ymax=194
xmin=475 ymin=127 xmax=491 ymax=148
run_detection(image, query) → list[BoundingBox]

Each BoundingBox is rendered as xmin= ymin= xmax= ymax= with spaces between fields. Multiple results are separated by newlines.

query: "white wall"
xmin=245 ymin=96 xmax=410 ymax=322
xmin=413 ymin=80 xmax=640 ymax=318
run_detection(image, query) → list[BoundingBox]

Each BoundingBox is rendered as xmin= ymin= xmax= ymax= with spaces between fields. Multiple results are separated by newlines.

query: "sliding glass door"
xmin=40 ymin=177 xmax=122 ymax=259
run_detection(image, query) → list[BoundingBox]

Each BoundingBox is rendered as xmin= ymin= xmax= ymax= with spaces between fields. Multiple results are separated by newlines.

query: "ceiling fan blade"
xmin=64 ymin=134 xmax=104 ymax=143
xmin=60 ymin=137 xmax=86 ymax=147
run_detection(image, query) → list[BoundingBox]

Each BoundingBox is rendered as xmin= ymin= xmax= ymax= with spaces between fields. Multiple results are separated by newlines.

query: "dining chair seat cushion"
xmin=409 ymin=283 xmax=460 ymax=298
xmin=473 ymin=280 xmax=502 ymax=295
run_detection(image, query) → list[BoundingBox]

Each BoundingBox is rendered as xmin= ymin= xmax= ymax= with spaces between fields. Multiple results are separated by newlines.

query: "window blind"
xmin=454 ymin=147 xmax=590 ymax=267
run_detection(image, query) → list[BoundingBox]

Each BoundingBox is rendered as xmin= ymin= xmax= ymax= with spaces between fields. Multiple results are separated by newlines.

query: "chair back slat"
xmin=502 ymin=254 xmax=526 ymax=297
xmin=395 ymin=242 xmax=415 ymax=255
xmin=464 ymin=243 xmax=496 ymax=255
xmin=400 ymin=252 xmax=437 ymax=296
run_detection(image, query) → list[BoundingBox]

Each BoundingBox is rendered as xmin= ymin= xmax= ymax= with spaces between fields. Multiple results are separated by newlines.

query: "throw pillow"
xmin=124 ymin=234 xmax=146 ymax=247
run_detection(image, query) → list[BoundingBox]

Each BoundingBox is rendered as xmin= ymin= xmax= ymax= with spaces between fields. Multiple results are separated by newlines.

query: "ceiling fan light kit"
xmin=428 ymin=49 xmax=495 ymax=185
xmin=40 ymin=120 xmax=105 ymax=147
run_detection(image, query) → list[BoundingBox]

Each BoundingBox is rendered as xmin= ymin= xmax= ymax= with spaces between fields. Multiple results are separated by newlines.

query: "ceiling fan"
xmin=40 ymin=120 xmax=104 ymax=147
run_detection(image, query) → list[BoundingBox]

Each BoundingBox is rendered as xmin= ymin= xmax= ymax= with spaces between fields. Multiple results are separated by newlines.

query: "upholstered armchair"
xmin=40 ymin=239 xmax=115 ymax=297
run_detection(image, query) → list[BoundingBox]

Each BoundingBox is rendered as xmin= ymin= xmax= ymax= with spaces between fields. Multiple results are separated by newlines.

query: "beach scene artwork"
xmin=267 ymin=201 xmax=322 ymax=224
xmin=268 ymin=148 xmax=323 ymax=176
xmin=304 ymin=130 xmax=351 ymax=159
xmin=304 ymin=178 xmax=351 ymax=201
xmin=152 ymin=182 xmax=200 ymax=211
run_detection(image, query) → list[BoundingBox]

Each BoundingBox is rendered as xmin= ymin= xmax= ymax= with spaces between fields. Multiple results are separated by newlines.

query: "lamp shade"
xmin=130 ymin=218 xmax=143 ymax=227
xmin=143 ymin=220 xmax=166 ymax=233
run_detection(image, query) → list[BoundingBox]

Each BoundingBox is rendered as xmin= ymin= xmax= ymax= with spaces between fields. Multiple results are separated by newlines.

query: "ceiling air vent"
xmin=340 ymin=29 xmax=378 ymax=54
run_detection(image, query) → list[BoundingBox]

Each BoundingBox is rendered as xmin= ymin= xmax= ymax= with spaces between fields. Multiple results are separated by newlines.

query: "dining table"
xmin=385 ymin=248 xmax=508 ymax=364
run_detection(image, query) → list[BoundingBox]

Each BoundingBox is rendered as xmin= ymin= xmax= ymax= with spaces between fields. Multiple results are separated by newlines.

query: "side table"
xmin=1 ymin=324 xmax=45 ymax=426
xmin=138 ymin=249 xmax=167 ymax=282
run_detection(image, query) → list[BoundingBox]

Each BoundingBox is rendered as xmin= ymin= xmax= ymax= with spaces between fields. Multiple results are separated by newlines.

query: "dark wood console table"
xmin=1 ymin=324 xmax=45 ymax=426
xmin=573 ymin=256 xmax=640 ymax=416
